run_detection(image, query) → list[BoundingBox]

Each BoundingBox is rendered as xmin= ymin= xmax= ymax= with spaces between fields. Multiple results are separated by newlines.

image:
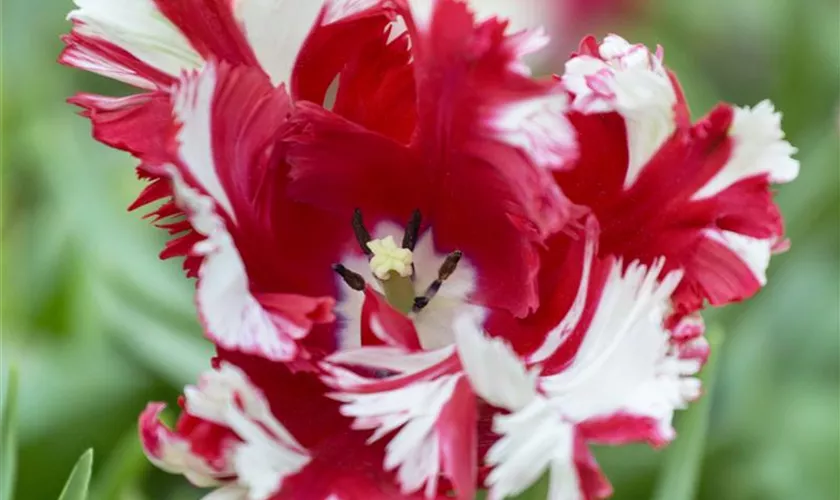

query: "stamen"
xmin=352 ymin=208 xmax=373 ymax=256
xmin=367 ymin=236 xmax=414 ymax=280
xmin=401 ymin=210 xmax=422 ymax=250
xmin=333 ymin=264 xmax=366 ymax=291
xmin=413 ymin=251 xmax=462 ymax=313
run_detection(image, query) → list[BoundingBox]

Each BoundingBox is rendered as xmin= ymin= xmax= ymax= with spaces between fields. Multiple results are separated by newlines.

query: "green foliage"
xmin=652 ymin=328 xmax=724 ymax=500
xmin=58 ymin=450 xmax=93 ymax=500
xmin=1 ymin=367 xmax=19 ymax=500
xmin=1 ymin=0 xmax=838 ymax=498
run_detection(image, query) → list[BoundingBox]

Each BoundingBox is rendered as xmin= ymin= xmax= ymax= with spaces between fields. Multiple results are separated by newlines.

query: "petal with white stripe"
xmin=562 ymin=35 xmax=677 ymax=187
xmin=66 ymin=0 xmax=202 ymax=83
xmin=692 ymin=100 xmax=799 ymax=200
xmin=540 ymin=260 xmax=699 ymax=443
xmin=232 ymin=0 xmax=327 ymax=86
xmin=184 ymin=363 xmax=311 ymax=500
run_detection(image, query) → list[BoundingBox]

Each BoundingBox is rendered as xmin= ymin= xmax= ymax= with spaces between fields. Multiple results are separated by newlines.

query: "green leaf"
xmin=1 ymin=366 xmax=19 ymax=500
xmin=475 ymin=469 xmax=550 ymax=499
xmin=90 ymin=426 xmax=148 ymax=500
xmin=96 ymin=283 xmax=211 ymax=388
xmin=58 ymin=449 xmax=94 ymax=500
xmin=651 ymin=326 xmax=725 ymax=500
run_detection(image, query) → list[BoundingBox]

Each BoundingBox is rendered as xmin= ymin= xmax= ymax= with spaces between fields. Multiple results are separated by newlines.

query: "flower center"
xmin=334 ymin=209 xmax=463 ymax=316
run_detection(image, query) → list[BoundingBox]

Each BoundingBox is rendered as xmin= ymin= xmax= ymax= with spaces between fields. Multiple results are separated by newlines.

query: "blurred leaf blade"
xmin=652 ymin=327 xmax=725 ymax=500
xmin=1 ymin=366 xmax=19 ymax=500
xmin=91 ymin=426 xmax=148 ymax=500
xmin=58 ymin=449 xmax=94 ymax=500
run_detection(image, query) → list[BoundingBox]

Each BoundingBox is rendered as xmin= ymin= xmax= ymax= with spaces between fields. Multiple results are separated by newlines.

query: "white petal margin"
xmin=454 ymin=315 xmax=582 ymax=500
xmin=67 ymin=0 xmax=202 ymax=85
xmin=185 ymin=363 xmax=311 ymax=500
xmin=540 ymin=260 xmax=695 ymax=440
xmin=562 ymin=35 xmax=677 ymax=187
xmin=331 ymin=373 xmax=464 ymax=498
xmin=166 ymin=165 xmax=304 ymax=361
xmin=692 ymin=100 xmax=800 ymax=200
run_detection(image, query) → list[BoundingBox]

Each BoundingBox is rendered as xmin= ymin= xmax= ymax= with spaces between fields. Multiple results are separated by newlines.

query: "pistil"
xmin=334 ymin=209 xmax=464 ymax=316
xmin=367 ymin=236 xmax=415 ymax=313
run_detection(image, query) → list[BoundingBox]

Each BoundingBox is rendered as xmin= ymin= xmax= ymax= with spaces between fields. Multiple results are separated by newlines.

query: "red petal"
xmin=558 ymin=103 xmax=785 ymax=319
xmin=361 ymin=286 xmax=423 ymax=351
xmin=437 ymin=377 xmax=478 ymax=500
xmin=152 ymin=0 xmax=259 ymax=66
xmin=280 ymin=430 xmax=448 ymax=500
xmin=60 ymin=29 xmax=175 ymax=89
xmin=579 ymin=413 xmax=670 ymax=448
xmin=573 ymin=430 xmax=614 ymax=500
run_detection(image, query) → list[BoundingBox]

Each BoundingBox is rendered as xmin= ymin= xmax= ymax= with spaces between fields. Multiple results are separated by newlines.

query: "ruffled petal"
xmin=323 ymin=347 xmax=474 ymax=498
xmin=539 ymin=260 xmax=699 ymax=444
xmin=558 ymin=37 xmax=798 ymax=319
xmin=456 ymin=318 xmax=611 ymax=500
xmin=141 ymin=363 xmax=312 ymax=499
xmin=62 ymin=0 xmax=202 ymax=87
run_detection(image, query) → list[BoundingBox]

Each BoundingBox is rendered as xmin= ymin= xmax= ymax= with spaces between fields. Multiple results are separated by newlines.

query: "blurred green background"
xmin=1 ymin=0 xmax=838 ymax=498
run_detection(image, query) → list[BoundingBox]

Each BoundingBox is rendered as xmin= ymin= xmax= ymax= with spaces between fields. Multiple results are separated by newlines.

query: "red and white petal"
xmin=60 ymin=30 xmax=177 ymax=89
xmin=489 ymin=92 xmax=577 ymax=170
xmin=562 ymin=35 xmax=677 ymax=187
xmin=184 ymin=363 xmax=311 ymax=499
xmin=454 ymin=314 xmax=538 ymax=411
xmin=171 ymin=64 xmax=237 ymax=222
xmin=232 ymin=0 xmax=326 ymax=86
xmin=65 ymin=0 xmax=201 ymax=86
xmin=165 ymin=63 xmax=335 ymax=360
xmin=456 ymin=324 xmax=608 ymax=500
xmin=360 ymin=287 xmax=424 ymax=350
xmin=239 ymin=0 xmax=396 ymax=88
xmin=139 ymin=403 xmax=235 ymax=488
xmin=328 ymin=346 xmax=456 ymax=376
xmin=527 ymin=224 xmax=598 ymax=364
xmin=324 ymin=347 xmax=473 ymax=499
xmin=201 ymin=485 xmax=250 ymax=500
xmin=404 ymin=0 xmax=576 ymax=313
xmin=486 ymin=400 xmax=578 ymax=500
xmin=167 ymin=166 xmax=303 ymax=361
xmin=467 ymin=0 xmax=557 ymax=35
xmin=488 ymin=404 xmax=613 ymax=500
xmin=693 ymin=100 xmax=799 ymax=200
xmin=669 ymin=311 xmax=705 ymax=343
xmin=332 ymin=373 xmax=474 ymax=498
xmin=540 ymin=260 xmax=701 ymax=445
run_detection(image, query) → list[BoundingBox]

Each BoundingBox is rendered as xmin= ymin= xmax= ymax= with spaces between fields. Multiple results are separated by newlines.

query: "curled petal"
xmin=139 ymin=402 xmax=235 ymax=488
xmin=183 ymin=363 xmax=311 ymax=499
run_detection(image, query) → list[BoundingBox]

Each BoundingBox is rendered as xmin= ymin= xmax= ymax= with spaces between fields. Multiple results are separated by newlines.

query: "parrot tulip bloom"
xmin=62 ymin=1 xmax=797 ymax=499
